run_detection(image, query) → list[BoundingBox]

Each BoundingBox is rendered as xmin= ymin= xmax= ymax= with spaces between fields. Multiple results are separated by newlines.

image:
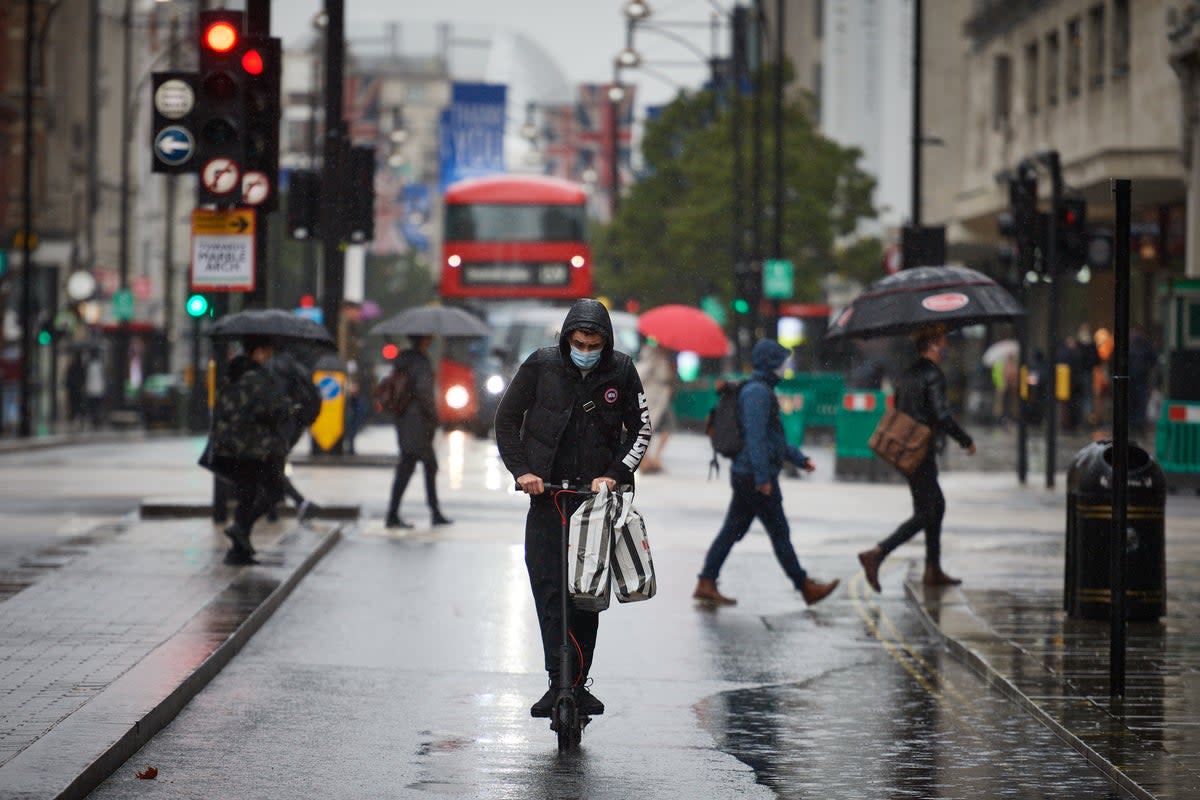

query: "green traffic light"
xmin=37 ymin=330 xmax=52 ymax=346
xmin=731 ymin=298 xmax=750 ymax=314
xmin=186 ymin=294 xmax=209 ymax=317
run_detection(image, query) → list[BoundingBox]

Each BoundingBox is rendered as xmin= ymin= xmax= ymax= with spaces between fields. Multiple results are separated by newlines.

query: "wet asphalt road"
xmin=80 ymin=429 xmax=1132 ymax=800
xmin=0 ymin=430 xmax=1138 ymax=798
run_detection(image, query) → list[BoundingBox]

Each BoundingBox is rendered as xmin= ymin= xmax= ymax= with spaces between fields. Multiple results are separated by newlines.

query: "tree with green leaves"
xmin=594 ymin=78 xmax=879 ymax=310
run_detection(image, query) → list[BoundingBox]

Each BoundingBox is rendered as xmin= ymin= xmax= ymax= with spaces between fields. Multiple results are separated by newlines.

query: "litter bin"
xmin=1064 ymin=440 xmax=1166 ymax=621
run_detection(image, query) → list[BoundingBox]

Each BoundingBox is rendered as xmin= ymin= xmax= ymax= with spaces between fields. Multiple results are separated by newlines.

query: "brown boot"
xmin=693 ymin=577 xmax=737 ymax=606
xmin=800 ymin=577 xmax=840 ymax=606
xmin=923 ymin=565 xmax=962 ymax=587
xmin=857 ymin=547 xmax=883 ymax=593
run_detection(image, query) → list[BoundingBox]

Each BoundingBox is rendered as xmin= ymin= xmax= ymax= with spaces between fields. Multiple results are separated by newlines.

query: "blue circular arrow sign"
xmin=154 ymin=126 xmax=195 ymax=166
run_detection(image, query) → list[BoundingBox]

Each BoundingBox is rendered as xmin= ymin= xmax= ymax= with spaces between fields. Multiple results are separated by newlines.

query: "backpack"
xmin=294 ymin=373 xmax=322 ymax=426
xmin=706 ymin=380 xmax=747 ymax=473
xmin=374 ymin=366 xmax=413 ymax=416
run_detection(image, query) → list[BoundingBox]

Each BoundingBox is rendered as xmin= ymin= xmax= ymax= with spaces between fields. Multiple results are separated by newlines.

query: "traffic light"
xmin=196 ymin=10 xmax=246 ymax=206
xmin=286 ymin=169 xmax=321 ymax=239
xmin=1057 ymin=196 xmax=1088 ymax=270
xmin=1006 ymin=172 xmax=1039 ymax=273
xmin=346 ymin=145 xmax=376 ymax=243
xmin=733 ymin=260 xmax=760 ymax=315
xmin=900 ymin=225 xmax=946 ymax=269
xmin=186 ymin=293 xmax=210 ymax=318
xmin=241 ymin=34 xmax=281 ymax=211
xmin=36 ymin=318 xmax=53 ymax=347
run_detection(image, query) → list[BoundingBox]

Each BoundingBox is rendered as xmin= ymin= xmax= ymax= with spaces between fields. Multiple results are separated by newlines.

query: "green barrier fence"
xmin=672 ymin=376 xmax=814 ymax=449
xmin=778 ymin=373 xmax=844 ymax=429
xmin=834 ymin=390 xmax=889 ymax=459
xmin=1155 ymin=400 xmax=1200 ymax=487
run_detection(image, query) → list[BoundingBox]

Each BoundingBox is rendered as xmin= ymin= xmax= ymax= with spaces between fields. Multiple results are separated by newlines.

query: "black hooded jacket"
xmin=494 ymin=299 xmax=651 ymax=487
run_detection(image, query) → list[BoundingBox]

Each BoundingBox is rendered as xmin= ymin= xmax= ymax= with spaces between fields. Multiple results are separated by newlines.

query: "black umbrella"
xmin=368 ymin=305 xmax=490 ymax=338
xmin=824 ymin=266 xmax=1024 ymax=341
xmin=208 ymin=309 xmax=335 ymax=348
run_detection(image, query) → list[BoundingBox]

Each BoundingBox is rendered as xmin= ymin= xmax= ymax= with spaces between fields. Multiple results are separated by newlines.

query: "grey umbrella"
xmin=208 ymin=309 xmax=335 ymax=348
xmin=368 ymin=305 xmax=490 ymax=338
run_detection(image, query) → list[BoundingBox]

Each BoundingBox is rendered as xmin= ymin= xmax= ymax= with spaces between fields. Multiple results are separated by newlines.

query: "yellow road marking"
xmin=847 ymin=567 xmax=983 ymax=737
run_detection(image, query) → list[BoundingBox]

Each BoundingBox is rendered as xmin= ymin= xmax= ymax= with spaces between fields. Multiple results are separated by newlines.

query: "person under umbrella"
xmin=857 ymin=325 xmax=976 ymax=593
xmin=207 ymin=336 xmax=292 ymax=564
xmin=379 ymin=335 xmax=453 ymax=528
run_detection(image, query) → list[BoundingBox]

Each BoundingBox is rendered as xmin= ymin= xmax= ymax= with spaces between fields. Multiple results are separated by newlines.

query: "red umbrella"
xmin=637 ymin=304 xmax=730 ymax=357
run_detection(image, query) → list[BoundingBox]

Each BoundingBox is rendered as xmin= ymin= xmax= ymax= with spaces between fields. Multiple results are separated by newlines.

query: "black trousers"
xmin=228 ymin=460 xmax=287 ymax=535
xmin=525 ymin=497 xmax=599 ymax=683
xmin=388 ymin=446 xmax=439 ymax=518
xmin=878 ymin=455 xmax=945 ymax=567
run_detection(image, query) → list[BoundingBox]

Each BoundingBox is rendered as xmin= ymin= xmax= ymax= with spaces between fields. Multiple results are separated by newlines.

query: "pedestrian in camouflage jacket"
xmin=209 ymin=337 xmax=291 ymax=564
xmin=212 ymin=353 xmax=291 ymax=463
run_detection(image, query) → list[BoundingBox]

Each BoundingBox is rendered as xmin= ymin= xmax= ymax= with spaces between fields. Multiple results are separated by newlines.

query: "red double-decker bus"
xmin=440 ymin=174 xmax=592 ymax=300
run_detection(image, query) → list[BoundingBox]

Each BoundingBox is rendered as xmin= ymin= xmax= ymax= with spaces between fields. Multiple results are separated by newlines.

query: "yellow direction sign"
xmin=310 ymin=370 xmax=347 ymax=452
xmin=191 ymin=209 xmax=255 ymax=292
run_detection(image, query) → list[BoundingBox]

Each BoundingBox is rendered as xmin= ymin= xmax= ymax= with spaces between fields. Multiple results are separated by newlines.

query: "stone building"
xmin=923 ymin=0 xmax=1184 ymax=333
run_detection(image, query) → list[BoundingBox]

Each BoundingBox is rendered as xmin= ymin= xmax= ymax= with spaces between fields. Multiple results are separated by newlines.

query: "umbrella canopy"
xmin=208 ymin=309 xmax=335 ymax=348
xmin=369 ymin=305 xmax=490 ymax=338
xmin=637 ymin=304 xmax=730 ymax=357
xmin=981 ymin=338 xmax=1019 ymax=366
xmin=824 ymin=266 xmax=1024 ymax=341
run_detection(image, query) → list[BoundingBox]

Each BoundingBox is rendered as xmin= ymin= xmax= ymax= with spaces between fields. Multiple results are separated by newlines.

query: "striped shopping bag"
xmin=568 ymin=488 xmax=614 ymax=612
xmin=610 ymin=497 xmax=656 ymax=603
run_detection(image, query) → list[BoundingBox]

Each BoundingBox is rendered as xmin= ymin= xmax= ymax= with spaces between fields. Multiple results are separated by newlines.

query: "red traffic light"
xmin=203 ymin=21 xmax=239 ymax=54
xmin=241 ymin=48 xmax=264 ymax=75
xmin=381 ymin=343 xmax=400 ymax=361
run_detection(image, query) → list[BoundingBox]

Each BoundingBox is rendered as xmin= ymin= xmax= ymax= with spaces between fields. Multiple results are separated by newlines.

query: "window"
xmin=993 ymin=53 xmax=1012 ymax=130
xmin=1089 ymin=5 xmax=1106 ymax=88
xmin=1046 ymin=30 xmax=1060 ymax=107
xmin=1113 ymin=0 xmax=1130 ymax=77
xmin=1025 ymin=41 xmax=1039 ymax=114
xmin=445 ymin=204 xmax=586 ymax=242
xmin=814 ymin=0 xmax=823 ymax=39
xmin=1066 ymin=17 xmax=1082 ymax=99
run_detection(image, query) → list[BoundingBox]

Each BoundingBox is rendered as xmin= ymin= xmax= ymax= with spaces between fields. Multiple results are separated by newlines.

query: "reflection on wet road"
xmin=699 ymin=572 xmax=1131 ymax=799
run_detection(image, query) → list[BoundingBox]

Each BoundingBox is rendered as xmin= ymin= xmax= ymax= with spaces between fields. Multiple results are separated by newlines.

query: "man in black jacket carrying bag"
xmin=858 ymin=325 xmax=975 ymax=592
xmin=495 ymin=299 xmax=652 ymax=720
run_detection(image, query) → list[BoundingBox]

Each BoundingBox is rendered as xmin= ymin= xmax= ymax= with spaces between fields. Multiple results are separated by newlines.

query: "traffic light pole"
xmin=247 ymin=0 xmax=272 ymax=308
xmin=1043 ymin=150 xmax=1062 ymax=489
xmin=320 ymin=0 xmax=346 ymax=349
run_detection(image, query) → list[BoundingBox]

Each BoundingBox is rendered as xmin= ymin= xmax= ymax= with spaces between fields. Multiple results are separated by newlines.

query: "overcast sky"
xmin=271 ymin=0 xmax=717 ymax=108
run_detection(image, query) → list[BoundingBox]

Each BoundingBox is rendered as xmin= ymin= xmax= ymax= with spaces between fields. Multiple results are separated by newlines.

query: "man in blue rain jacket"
xmin=693 ymin=339 xmax=840 ymax=607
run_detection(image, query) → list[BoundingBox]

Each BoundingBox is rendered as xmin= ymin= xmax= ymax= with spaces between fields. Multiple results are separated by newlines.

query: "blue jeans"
xmin=699 ymin=472 xmax=808 ymax=589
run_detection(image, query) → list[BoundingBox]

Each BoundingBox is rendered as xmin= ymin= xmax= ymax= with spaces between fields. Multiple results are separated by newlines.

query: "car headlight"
xmin=485 ymin=374 xmax=505 ymax=395
xmin=445 ymin=384 xmax=470 ymax=410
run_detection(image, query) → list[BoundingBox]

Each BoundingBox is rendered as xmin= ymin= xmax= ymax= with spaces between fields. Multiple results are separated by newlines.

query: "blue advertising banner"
xmin=439 ymin=82 xmax=507 ymax=191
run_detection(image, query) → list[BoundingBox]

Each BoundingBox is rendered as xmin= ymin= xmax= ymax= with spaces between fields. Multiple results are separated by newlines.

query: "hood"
xmin=751 ymin=339 xmax=790 ymax=375
xmin=558 ymin=299 xmax=615 ymax=364
xmin=228 ymin=353 xmax=261 ymax=383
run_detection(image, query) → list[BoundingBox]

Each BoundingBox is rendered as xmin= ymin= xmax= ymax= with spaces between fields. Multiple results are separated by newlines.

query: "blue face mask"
xmin=570 ymin=347 xmax=602 ymax=369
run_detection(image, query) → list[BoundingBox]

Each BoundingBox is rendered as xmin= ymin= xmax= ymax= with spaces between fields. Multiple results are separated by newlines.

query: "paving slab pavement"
xmin=904 ymin=523 xmax=1200 ymax=800
xmin=0 ymin=515 xmax=343 ymax=800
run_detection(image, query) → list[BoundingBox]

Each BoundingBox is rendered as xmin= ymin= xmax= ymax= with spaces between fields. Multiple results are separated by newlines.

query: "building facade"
xmin=925 ymin=0 xmax=1184 ymax=332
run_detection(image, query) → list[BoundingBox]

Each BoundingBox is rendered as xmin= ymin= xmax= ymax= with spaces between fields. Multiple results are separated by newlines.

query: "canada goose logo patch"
xmin=604 ymin=387 xmax=619 ymax=404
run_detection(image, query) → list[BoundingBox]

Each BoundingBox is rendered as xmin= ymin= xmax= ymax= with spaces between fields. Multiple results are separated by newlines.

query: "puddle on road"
xmin=697 ymin=655 xmax=1132 ymax=799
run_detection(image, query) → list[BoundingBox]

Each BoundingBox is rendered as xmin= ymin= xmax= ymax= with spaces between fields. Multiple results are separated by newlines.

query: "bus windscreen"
xmin=445 ymin=204 xmax=586 ymax=242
